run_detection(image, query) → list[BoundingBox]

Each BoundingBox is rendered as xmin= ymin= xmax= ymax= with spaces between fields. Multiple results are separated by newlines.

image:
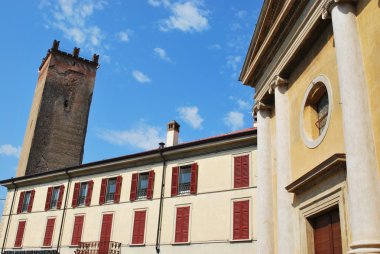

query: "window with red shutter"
xmin=99 ymin=214 xmax=113 ymax=254
xmin=174 ymin=206 xmax=190 ymax=243
xmin=190 ymin=163 xmax=198 ymax=194
xmin=43 ymin=218 xmax=56 ymax=246
xmin=86 ymin=181 xmax=94 ymax=206
xmin=171 ymin=167 xmax=179 ymax=197
xmin=27 ymin=190 xmax=35 ymax=213
xmin=234 ymin=155 xmax=249 ymax=188
xmin=99 ymin=178 xmax=107 ymax=205
xmin=14 ymin=220 xmax=26 ymax=248
xmin=132 ymin=210 xmax=147 ymax=245
xmin=71 ymin=215 xmax=84 ymax=246
xmin=17 ymin=192 xmax=25 ymax=214
xmin=114 ymin=176 xmax=122 ymax=203
xmin=45 ymin=187 xmax=53 ymax=211
xmin=146 ymin=171 xmax=155 ymax=200
xmin=57 ymin=185 xmax=65 ymax=209
xmin=72 ymin=183 xmax=80 ymax=208
xmin=130 ymin=173 xmax=138 ymax=201
xmin=233 ymin=200 xmax=250 ymax=240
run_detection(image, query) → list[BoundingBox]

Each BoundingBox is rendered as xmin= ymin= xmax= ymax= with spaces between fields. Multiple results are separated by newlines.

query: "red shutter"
xmin=171 ymin=167 xmax=179 ymax=197
xmin=99 ymin=214 xmax=113 ymax=254
xmin=27 ymin=190 xmax=35 ymax=213
xmin=132 ymin=210 xmax=147 ymax=244
xmin=14 ymin=220 xmax=26 ymax=247
xmin=86 ymin=181 xmax=94 ymax=206
xmin=114 ymin=176 xmax=122 ymax=203
xmin=99 ymin=178 xmax=107 ymax=205
xmin=71 ymin=215 xmax=84 ymax=246
xmin=147 ymin=171 xmax=155 ymax=200
xmin=130 ymin=173 xmax=138 ymax=201
xmin=241 ymin=155 xmax=249 ymax=188
xmin=175 ymin=206 xmax=190 ymax=243
xmin=235 ymin=155 xmax=250 ymax=188
xmin=72 ymin=183 xmax=80 ymax=208
xmin=190 ymin=163 xmax=198 ymax=194
xmin=234 ymin=156 xmax=242 ymax=188
xmin=43 ymin=218 xmax=56 ymax=246
xmin=57 ymin=185 xmax=65 ymax=209
xmin=45 ymin=187 xmax=53 ymax=211
xmin=17 ymin=192 xmax=25 ymax=214
xmin=233 ymin=200 xmax=250 ymax=240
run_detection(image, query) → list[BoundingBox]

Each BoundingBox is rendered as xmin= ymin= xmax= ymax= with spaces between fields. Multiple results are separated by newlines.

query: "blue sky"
xmin=0 ymin=0 xmax=261 ymax=200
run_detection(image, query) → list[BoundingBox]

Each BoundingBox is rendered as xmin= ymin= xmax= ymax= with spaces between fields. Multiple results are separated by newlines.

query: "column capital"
xmin=269 ymin=75 xmax=288 ymax=94
xmin=253 ymin=101 xmax=272 ymax=114
xmin=322 ymin=0 xmax=358 ymax=20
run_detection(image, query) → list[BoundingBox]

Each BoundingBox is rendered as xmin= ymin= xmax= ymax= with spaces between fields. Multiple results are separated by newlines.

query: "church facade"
xmin=240 ymin=0 xmax=380 ymax=253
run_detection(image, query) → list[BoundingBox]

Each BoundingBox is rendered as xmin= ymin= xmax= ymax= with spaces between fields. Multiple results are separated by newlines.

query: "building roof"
xmin=0 ymin=128 xmax=256 ymax=187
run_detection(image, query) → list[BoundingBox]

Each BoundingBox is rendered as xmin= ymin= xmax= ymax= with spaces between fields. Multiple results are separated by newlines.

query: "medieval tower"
xmin=16 ymin=40 xmax=99 ymax=177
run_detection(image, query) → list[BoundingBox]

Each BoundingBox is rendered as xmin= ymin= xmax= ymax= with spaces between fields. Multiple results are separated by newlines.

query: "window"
xmin=232 ymin=200 xmax=250 ymax=241
xmin=234 ymin=155 xmax=250 ymax=188
xmin=132 ymin=210 xmax=147 ymax=245
xmin=71 ymin=215 xmax=85 ymax=246
xmin=171 ymin=164 xmax=198 ymax=197
xmin=78 ymin=183 xmax=89 ymax=206
xmin=99 ymin=176 xmax=122 ymax=205
xmin=179 ymin=166 xmax=191 ymax=194
xmin=43 ymin=218 xmax=56 ymax=247
xmin=137 ymin=173 xmax=149 ymax=199
xmin=17 ymin=190 xmax=35 ymax=214
xmin=45 ymin=185 xmax=64 ymax=211
xmin=174 ymin=206 xmax=190 ymax=243
xmin=300 ymin=75 xmax=332 ymax=148
xmin=14 ymin=220 xmax=26 ymax=248
xmin=72 ymin=181 xmax=94 ymax=208
xmin=50 ymin=187 xmax=60 ymax=209
xmin=130 ymin=171 xmax=155 ymax=201
xmin=106 ymin=178 xmax=116 ymax=202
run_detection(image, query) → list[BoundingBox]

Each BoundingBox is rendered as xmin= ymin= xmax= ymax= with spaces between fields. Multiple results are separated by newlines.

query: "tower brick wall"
xmin=16 ymin=41 xmax=99 ymax=176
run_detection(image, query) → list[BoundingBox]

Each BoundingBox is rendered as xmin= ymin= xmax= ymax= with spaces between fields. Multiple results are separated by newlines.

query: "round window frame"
xmin=300 ymin=75 xmax=333 ymax=149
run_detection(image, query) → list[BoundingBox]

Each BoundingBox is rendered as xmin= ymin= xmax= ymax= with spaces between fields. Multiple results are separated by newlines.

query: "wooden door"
xmin=313 ymin=209 xmax=342 ymax=254
xmin=99 ymin=213 xmax=113 ymax=254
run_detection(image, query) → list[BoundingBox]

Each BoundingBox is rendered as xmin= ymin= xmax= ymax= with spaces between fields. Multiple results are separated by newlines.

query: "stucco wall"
xmin=356 ymin=0 xmax=380 ymax=175
xmin=286 ymin=26 xmax=346 ymax=180
xmin=0 ymin=146 xmax=257 ymax=254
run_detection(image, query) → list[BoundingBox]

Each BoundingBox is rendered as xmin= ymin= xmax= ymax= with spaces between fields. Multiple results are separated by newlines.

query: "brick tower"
xmin=16 ymin=40 xmax=99 ymax=177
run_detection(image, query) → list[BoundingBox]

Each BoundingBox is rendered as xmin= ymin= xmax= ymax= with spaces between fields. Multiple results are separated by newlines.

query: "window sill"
xmin=172 ymin=241 xmax=190 ymax=245
xmin=69 ymin=245 xmax=79 ymax=248
xmin=129 ymin=243 xmax=145 ymax=247
xmin=229 ymin=238 xmax=252 ymax=243
xmin=41 ymin=245 xmax=53 ymax=248
xmin=12 ymin=246 xmax=22 ymax=249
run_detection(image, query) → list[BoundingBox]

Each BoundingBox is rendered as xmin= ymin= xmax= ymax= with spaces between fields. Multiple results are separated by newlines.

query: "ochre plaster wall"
xmin=356 ymin=0 xmax=380 ymax=175
xmin=286 ymin=26 xmax=345 ymax=180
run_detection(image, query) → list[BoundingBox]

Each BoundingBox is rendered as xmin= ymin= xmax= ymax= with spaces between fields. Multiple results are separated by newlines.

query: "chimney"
xmin=166 ymin=121 xmax=180 ymax=147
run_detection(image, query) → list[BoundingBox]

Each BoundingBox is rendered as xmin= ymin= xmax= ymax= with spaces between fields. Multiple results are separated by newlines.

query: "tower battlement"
xmin=39 ymin=40 xmax=99 ymax=71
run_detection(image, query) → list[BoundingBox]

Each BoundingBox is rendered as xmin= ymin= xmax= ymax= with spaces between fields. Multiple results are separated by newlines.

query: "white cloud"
xmin=237 ymin=99 xmax=251 ymax=110
xmin=226 ymin=55 xmax=242 ymax=71
xmin=148 ymin=0 xmax=170 ymax=7
xmin=117 ymin=30 xmax=132 ymax=42
xmin=0 ymin=144 xmax=21 ymax=158
xmin=158 ymin=1 xmax=209 ymax=32
xmin=236 ymin=10 xmax=248 ymax=19
xmin=97 ymin=123 xmax=165 ymax=150
xmin=209 ymin=43 xmax=222 ymax=50
xmin=40 ymin=0 xmax=108 ymax=55
xmin=177 ymin=106 xmax=204 ymax=129
xmin=224 ymin=111 xmax=244 ymax=131
xmin=154 ymin=47 xmax=171 ymax=61
xmin=132 ymin=70 xmax=151 ymax=83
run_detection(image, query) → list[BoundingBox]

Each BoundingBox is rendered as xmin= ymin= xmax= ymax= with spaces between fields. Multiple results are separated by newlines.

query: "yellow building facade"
xmin=240 ymin=0 xmax=380 ymax=253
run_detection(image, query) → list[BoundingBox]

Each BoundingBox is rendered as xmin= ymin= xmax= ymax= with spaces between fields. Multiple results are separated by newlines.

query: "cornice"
xmin=253 ymin=0 xmax=331 ymax=102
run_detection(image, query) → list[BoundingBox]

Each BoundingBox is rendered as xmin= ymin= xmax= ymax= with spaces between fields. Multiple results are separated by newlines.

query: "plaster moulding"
xmin=322 ymin=0 xmax=358 ymax=20
xmin=269 ymin=75 xmax=288 ymax=94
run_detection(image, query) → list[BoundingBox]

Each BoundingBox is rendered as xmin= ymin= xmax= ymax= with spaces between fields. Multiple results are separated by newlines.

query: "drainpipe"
xmin=1 ymin=178 xmax=17 ymax=254
xmin=57 ymin=169 xmax=72 ymax=253
xmin=155 ymin=143 xmax=166 ymax=254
